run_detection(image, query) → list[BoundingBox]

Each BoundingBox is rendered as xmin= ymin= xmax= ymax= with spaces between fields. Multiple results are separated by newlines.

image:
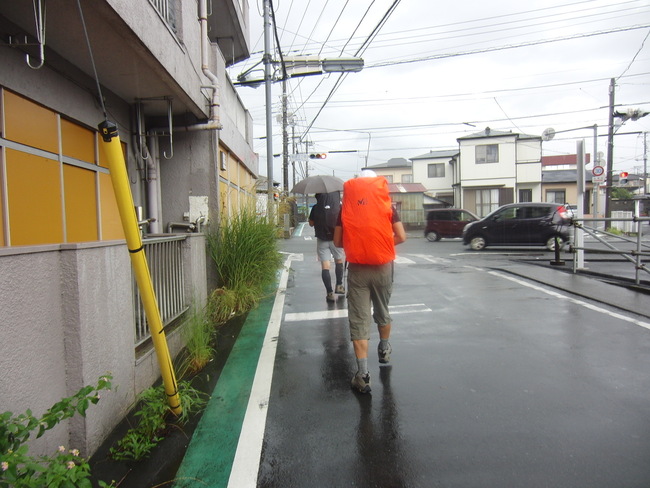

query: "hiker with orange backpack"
xmin=333 ymin=170 xmax=406 ymax=394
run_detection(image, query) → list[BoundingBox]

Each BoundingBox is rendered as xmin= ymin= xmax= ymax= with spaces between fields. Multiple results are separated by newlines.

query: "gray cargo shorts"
xmin=316 ymin=239 xmax=344 ymax=262
xmin=346 ymin=262 xmax=393 ymax=341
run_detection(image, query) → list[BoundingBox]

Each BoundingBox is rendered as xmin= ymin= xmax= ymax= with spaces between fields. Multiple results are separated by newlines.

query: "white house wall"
xmin=516 ymin=139 xmax=541 ymax=162
xmin=412 ymin=157 xmax=455 ymax=194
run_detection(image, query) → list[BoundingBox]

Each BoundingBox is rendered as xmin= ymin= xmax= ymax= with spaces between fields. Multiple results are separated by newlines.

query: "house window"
xmin=519 ymin=189 xmax=532 ymax=202
xmin=401 ymin=174 xmax=413 ymax=183
xmin=428 ymin=163 xmax=445 ymax=178
xmin=546 ymin=190 xmax=566 ymax=204
xmin=383 ymin=175 xmax=393 ymax=183
xmin=476 ymin=189 xmax=499 ymax=217
xmin=149 ymin=0 xmax=177 ymax=33
xmin=476 ymin=144 xmax=499 ymax=164
xmin=220 ymin=150 xmax=227 ymax=171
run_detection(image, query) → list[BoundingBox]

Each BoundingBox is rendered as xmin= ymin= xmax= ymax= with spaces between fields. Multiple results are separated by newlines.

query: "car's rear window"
xmin=428 ymin=211 xmax=450 ymax=221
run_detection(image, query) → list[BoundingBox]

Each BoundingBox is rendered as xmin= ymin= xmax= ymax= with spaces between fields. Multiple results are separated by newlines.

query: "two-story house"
xmin=1 ymin=0 xmax=257 ymax=458
xmin=457 ymin=127 xmax=542 ymax=216
xmin=363 ymin=157 xmax=412 ymax=183
xmin=410 ymin=149 xmax=459 ymax=206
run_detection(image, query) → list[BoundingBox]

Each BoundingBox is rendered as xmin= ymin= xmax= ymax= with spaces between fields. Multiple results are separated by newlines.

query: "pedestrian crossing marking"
xmin=284 ymin=303 xmax=432 ymax=322
xmin=394 ymin=255 xmax=415 ymax=264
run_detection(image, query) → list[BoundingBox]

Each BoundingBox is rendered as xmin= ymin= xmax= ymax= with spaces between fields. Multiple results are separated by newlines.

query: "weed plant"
xmin=109 ymin=382 xmax=207 ymax=462
xmin=180 ymin=301 xmax=215 ymax=375
xmin=206 ymin=206 xmax=282 ymax=323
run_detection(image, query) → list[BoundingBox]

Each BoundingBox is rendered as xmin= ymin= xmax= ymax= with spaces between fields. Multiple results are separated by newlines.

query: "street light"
xmin=321 ymin=58 xmax=364 ymax=73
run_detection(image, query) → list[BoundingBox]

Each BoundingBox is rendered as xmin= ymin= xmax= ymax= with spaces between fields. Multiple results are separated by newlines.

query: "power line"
xmin=367 ymin=24 xmax=650 ymax=69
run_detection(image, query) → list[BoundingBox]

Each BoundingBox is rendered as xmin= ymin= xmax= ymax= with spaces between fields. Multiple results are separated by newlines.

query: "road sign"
xmin=592 ymin=175 xmax=605 ymax=184
xmin=289 ymin=153 xmax=309 ymax=161
xmin=592 ymin=165 xmax=604 ymax=176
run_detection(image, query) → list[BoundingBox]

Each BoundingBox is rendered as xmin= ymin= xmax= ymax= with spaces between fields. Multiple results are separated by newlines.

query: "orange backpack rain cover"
xmin=341 ymin=176 xmax=395 ymax=265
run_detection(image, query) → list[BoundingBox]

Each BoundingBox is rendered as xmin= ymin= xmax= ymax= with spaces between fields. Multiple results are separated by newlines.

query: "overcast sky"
xmin=228 ymin=0 xmax=650 ymax=185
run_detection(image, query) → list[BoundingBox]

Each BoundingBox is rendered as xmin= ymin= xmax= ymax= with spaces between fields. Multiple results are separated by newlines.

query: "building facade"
xmin=458 ymin=127 xmax=542 ymax=216
xmin=0 ymin=0 xmax=257 ymax=457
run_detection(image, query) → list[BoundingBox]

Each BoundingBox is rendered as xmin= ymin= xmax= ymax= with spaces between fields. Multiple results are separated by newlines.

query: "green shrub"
xmin=1 ymin=375 xmax=114 ymax=487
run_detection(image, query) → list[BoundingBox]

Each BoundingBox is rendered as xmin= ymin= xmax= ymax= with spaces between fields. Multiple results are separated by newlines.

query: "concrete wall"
xmin=0 ymin=235 xmax=207 ymax=456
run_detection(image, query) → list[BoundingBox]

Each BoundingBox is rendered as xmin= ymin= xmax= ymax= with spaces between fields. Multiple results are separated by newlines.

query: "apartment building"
xmin=0 ymin=0 xmax=257 ymax=456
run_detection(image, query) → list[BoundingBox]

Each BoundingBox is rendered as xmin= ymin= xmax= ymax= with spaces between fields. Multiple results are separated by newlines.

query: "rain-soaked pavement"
xmin=176 ymin=225 xmax=650 ymax=488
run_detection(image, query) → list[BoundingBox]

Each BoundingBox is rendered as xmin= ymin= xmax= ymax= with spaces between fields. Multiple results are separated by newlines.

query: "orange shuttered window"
xmin=64 ymin=165 xmax=98 ymax=242
xmin=1 ymin=88 xmax=126 ymax=247
xmin=6 ymin=149 xmax=64 ymax=246
xmin=4 ymin=91 xmax=59 ymax=153
xmin=99 ymin=172 xmax=124 ymax=241
xmin=61 ymin=118 xmax=95 ymax=164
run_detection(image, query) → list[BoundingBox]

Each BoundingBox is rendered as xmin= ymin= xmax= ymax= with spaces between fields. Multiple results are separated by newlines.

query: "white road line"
xmin=486 ymin=269 xmax=650 ymax=331
xmin=294 ymin=222 xmax=306 ymax=237
xmin=227 ymin=253 xmax=297 ymax=488
xmin=407 ymin=254 xmax=452 ymax=265
xmin=394 ymin=255 xmax=416 ymax=264
xmin=285 ymin=303 xmax=432 ymax=322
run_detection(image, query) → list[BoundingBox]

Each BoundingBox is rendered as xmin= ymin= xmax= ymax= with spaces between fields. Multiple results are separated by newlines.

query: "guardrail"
xmin=134 ymin=235 xmax=188 ymax=347
xmin=569 ymin=212 xmax=650 ymax=286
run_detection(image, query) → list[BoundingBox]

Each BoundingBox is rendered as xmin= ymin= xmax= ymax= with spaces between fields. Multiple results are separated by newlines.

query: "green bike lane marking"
xmin=174 ymin=254 xmax=295 ymax=488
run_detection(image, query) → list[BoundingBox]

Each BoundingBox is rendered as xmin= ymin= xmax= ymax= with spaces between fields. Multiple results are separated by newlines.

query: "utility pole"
xmin=282 ymin=78 xmax=289 ymax=193
xmin=605 ymin=77 xmax=615 ymax=218
xmin=643 ymin=132 xmax=648 ymax=196
xmin=263 ymin=0 xmax=274 ymax=202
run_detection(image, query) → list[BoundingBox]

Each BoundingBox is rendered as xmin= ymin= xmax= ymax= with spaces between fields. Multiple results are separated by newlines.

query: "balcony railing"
xmin=134 ymin=235 xmax=188 ymax=347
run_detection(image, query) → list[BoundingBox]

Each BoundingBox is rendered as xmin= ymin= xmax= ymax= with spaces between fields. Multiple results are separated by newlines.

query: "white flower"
xmin=70 ymin=449 xmax=80 ymax=456
xmin=1 ymin=461 xmax=9 ymax=471
xmin=58 ymin=445 xmax=66 ymax=453
xmin=66 ymin=461 xmax=76 ymax=469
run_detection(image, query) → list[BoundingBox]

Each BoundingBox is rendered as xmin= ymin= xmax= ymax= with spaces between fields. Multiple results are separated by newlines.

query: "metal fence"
xmin=134 ymin=235 xmax=188 ymax=347
xmin=570 ymin=211 xmax=649 ymax=286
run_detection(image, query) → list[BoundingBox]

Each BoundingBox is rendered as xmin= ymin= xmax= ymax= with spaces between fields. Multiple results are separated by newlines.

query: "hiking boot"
xmin=326 ymin=292 xmax=335 ymax=302
xmin=351 ymin=372 xmax=371 ymax=393
xmin=378 ymin=342 xmax=392 ymax=364
xmin=335 ymin=284 xmax=345 ymax=294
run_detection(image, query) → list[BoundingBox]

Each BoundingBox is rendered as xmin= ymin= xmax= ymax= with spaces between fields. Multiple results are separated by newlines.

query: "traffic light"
xmin=309 ymin=153 xmax=327 ymax=159
xmin=619 ymin=171 xmax=629 ymax=185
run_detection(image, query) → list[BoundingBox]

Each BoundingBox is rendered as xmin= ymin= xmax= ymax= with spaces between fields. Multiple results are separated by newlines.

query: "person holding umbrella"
xmin=309 ymin=191 xmax=345 ymax=302
xmin=292 ymin=175 xmax=346 ymax=302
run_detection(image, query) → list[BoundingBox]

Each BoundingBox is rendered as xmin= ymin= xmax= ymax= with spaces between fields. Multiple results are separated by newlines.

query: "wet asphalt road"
xmin=256 ymin=226 xmax=650 ymax=488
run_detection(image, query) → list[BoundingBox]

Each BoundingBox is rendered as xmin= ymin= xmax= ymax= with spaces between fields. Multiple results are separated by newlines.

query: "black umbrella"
xmin=291 ymin=175 xmax=344 ymax=194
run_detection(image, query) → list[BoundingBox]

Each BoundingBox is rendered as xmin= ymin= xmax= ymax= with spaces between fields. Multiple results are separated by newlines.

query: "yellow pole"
xmin=99 ymin=120 xmax=181 ymax=415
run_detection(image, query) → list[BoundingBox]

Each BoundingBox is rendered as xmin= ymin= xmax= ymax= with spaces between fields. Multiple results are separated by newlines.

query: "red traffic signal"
xmin=619 ymin=171 xmax=629 ymax=178
xmin=619 ymin=171 xmax=629 ymax=185
xmin=309 ymin=153 xmax=327 ymax=159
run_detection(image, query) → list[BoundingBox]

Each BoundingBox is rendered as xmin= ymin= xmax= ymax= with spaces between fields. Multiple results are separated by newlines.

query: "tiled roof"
xmin=411 ymin=149 xmax=459 ymax=160
xmin=388 ymin=183 xmax=427 ymax=193
xmin=365 ymin=157 xmax=411 ymax=169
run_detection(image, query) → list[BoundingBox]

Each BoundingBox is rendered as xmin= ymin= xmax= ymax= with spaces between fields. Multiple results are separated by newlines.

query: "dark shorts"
xmin=346 ymin=262 xmax=393 ymax=341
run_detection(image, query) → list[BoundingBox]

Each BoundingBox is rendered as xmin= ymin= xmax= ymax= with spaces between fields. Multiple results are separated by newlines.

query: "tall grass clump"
xmin=179 ymin=301 xmax=215 ymax=376
xmin=207 ymin=206 xmax=283 ymax=322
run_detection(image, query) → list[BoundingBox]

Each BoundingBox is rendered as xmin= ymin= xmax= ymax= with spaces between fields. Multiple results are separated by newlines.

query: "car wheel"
xmin=426 ymin=231 xmax=440 ymax=242
xmin=546 ymin=235 xmax=565 ymax=251
xmin=469 ymin=236 xmax=487 ymax=251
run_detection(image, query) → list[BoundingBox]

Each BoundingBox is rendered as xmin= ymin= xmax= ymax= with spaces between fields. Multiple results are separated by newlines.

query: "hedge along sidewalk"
xmin=173 ymin=253 xmax=297 ymax=488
